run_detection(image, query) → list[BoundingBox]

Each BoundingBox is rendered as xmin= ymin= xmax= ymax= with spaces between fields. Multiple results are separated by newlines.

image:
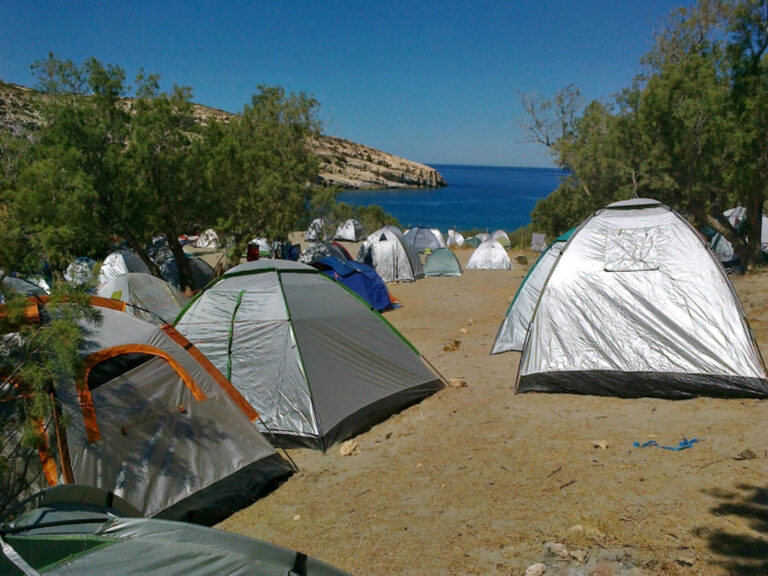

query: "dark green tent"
xmin=424 ymin=248 xmax=462 ymax=277
xmin=0 ymin=485 xmax=352 ymax=576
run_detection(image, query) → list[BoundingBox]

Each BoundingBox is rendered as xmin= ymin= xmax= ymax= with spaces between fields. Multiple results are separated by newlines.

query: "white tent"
xmin=517 ymin=198 xmax=768 ymax=398
xmin=430 ymin=228 xmax=446 ymax=248
xmin=65 ymin=257 xmax=98 ymax=286
xmin=305 ymin=218 xmax=331 ymax=242
xmin=490 ymin=229 xmax=511 ymax=248
xmin=98 ymin=250 xmax=151 ymax=284
xmin=333 ymin=219 xmax=366 ymax=242
xmin=492 ymin=229 xmax=574 ymax=354
xmin=358 ymin=226 xmax=424 ymax=282
xmin=447 ymin=229 xmax=465 ymax=247
xmin=466 ymin=240 xmax=513 ymax=270
xmin=711 ymin=206 xmax=768 ymax=262
xmin=531 ymin=233 xmax=547 ymax=251
xmin=194 ymin=228 xmax=220 ymax=249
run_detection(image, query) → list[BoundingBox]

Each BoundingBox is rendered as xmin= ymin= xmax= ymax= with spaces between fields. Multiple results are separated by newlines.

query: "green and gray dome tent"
xmin=0 ymin=485 xmax=352 ymax=576
xmin=424 ymin=247 xmax=462 ymax=277
xmin=491 ymin=228 xmax=575 ymax=354
xmin=516 ymin=198 xmax=768 ymax=398
xmin=174 ymin=260 xmax=443 ymax=450
xmin=38 ymin=297 xmax=291 ymax=524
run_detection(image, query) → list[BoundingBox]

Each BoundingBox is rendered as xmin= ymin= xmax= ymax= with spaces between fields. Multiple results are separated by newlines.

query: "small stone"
xmin=590 ymin=563 xmax=615 ymax=576
xmin=516 ymin=256 xmax=529 ymax=266
xmin=459 ymin=327 xmax=469 ymax=334
xmin=593 ymin=440 xmax=609 ymax=450
xmin=524 ymin=563 xmax=547 ymax=576
xmin=467 ymin=318 xmax=473 ymax=326
xmin=571 ymin=549 xmax=587 ymax=563
xmin=292 ymin=514 xmax=301 ymax=521
xmin=676 ymin=554 xmax=695 ymax=566
xmin=734 ymin=448 xmax=756 ymax=460
xmin=339 ymin=439 xmax=359 ymax=456
xmin=443 ymin=340 xmax=461 ymax=352
xmin=569 ymin=524 xmax=584 ymax=533
xmin=545 ymin=542 xmax=569 ymax=558
xmin=448 ymin=377 xmax=467 ymax=388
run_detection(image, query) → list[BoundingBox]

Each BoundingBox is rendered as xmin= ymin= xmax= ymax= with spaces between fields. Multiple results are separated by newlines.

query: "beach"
xmin=216 ymin=238 xmax=768 ymax=575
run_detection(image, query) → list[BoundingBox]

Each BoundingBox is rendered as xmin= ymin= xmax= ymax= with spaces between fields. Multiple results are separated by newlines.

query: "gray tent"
xmin=299 ymin=241 xmax=350 ymax=265
xmin=358 ymin=226 xmax=424 ymax=282
xmin=95 ymin=272 xmax=189 ymax=325
xmin=333 ymin=218 xmax=366 ymax=242
xmin=0 ymin=485 xmax=351 ymax=575
xmin=160 ymin=256 xmax=214 ymax=292
xmin=517 ymin=198 xmax=768 ymax=398
xmin=175 ymin=260 xmax=442 ymax=450
xmin=2 ymin=276 xmax=47 ymax=300
xmin=306 ymin=217 xmax=331 ymax=242
xmin=42 ymin=298 xmax=291 ymax=524
xmin=404 ymin=227 xmax=444 ymax=253
xmin=424 ymin=247 xmax=462 ymax=277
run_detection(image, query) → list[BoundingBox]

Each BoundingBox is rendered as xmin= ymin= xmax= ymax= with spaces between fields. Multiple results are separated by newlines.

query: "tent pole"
xmin=50 ymin=390 xmax=74 ymax=484
xmin=257 ymin=415 xmax=300 ymax=472
xmin=420 ymin=354 xmax=449 ymax=386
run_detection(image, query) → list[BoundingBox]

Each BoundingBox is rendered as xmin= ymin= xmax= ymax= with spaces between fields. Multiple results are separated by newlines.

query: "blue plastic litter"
xmin=633 ymin=438 xmax=699 ymax=451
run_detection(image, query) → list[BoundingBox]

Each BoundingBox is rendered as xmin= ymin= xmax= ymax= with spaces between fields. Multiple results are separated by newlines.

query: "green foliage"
xmin=0 ymin=284 xmax=98 ymax=518
xmin=524 ymin=0 xmax=768 ymax=265
xmin=200 ymin=85 xmax=322 ymax=266
xmin=332 ymin=202 xmax=401 ymax=235
xmin=1 ymin=57 xmax=330 ymax=286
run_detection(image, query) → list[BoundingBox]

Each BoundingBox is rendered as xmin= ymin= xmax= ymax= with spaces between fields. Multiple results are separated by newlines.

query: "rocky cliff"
xmin=0 ymin=81 xmax=446 ymax=190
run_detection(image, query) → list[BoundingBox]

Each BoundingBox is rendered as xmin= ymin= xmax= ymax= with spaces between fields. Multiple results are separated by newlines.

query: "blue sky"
xmin=1 ymin=1 xmax=689 ymax=167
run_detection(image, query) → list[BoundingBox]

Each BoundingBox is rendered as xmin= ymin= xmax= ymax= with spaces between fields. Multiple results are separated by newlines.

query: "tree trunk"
xmin=167 ymin=232 xmax=194 ymax=293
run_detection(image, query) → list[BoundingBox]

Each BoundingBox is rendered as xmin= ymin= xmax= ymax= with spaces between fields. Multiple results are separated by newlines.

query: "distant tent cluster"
xmin=708 ymin=205 xmax=768 ymax=266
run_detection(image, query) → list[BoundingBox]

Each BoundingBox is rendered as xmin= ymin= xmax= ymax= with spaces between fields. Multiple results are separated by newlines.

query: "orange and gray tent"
xmin=0 ymin=485 xmax=352 ymax=576
xmin=517 ymin=198 xmax=768 ymax=398
xmin=174 ymin=260 xmax=443 ymax=450
xmin=37 ymin=297 xmax=291 ymax=524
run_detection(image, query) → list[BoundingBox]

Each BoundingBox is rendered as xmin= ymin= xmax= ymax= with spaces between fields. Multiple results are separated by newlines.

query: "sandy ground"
xmin=216 ymin=239 xmax=768 ymax=576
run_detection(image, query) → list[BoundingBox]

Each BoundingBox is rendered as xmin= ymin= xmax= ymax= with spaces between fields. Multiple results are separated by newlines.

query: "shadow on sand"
xmin=695 ymin=483 xmax=768 ymax=575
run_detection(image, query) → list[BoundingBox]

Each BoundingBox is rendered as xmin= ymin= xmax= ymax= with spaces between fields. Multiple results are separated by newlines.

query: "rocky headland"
xmin=0 ymin=81 xmax=446 ymax=190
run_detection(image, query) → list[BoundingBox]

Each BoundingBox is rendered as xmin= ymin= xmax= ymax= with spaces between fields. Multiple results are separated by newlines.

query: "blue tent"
xmin=316 ymin=257 xmax=392 ymax=311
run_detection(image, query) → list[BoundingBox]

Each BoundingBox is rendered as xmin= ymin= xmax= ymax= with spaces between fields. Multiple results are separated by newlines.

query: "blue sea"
xmin=335 ymin=164 xmax=565 ymax=233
